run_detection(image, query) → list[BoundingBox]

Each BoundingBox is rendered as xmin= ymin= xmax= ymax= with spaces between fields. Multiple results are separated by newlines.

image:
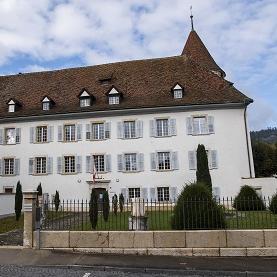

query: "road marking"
xmin=83 ymin=273 xmax=91 ymax=277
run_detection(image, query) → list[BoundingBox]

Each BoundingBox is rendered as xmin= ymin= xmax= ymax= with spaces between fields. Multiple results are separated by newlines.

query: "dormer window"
xmin=172 ymin=84 xmax=183 ymax=99
xmin=109 ymin=96 xmax=120 ymax=105
xmin=41 ymin=96 xmax=54 ymax=111
xmin=107 ymin=86 xmax=122 ymax=105
xmin=8 ymin=100 xmax=15 ymax=113
xmin=79 ymin=89 xmax=93 ymax=108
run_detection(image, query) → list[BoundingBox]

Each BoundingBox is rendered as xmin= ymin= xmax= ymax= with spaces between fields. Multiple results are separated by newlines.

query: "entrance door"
xmin=95 ymin=188 xmax=106 ymax=211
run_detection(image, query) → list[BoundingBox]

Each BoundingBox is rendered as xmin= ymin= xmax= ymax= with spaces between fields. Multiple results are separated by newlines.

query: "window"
xmin=109 ymin=96 xmax=119 ymax=105
xmin=80 ymin=98 xmax=91 ymax=107
xmin=192 ymin=117 xmax=207 ymax=135
xmin=36 ymin=126 xmax=47 ymax=143
xmin=128 ymin=188 xmax=140 ymax=199
xmin=8 ymin=104 xmax=15 ymax=113
xmin=92 ymin=123 xmax=104 ymax=140
xmin=35 ymin=157 xmax=47 ymax=174
xmin=173 ymin=89 xmax=183 ymax=99
xmin=64 ymin=124 xmax=76 ymax=141
xmin=93 ymin=155 xmax=105 ymax=172
xmin=64 ymin=156 xmax=75 ymax=173
xmin=42 ymin=102 xmax=50 ymax=111
xmin=4 ymin=187 xmax=13 ymax=194
xmin=124 ymin=121 xmax=136 ymax=139
xmin=125 ymin=153 xmax=137 ymax=171
xmin=4 ymin=158 xmax=14 ymax=175
xmin=157 ymin=187 xmax=170 ymax=202
xmin=157 ymin=152 xmax=171 ymax=170
xmin=5 ymin=128 xmax=16 ymax=144
xmin=156 ymin=119 xmax=169 ymax=137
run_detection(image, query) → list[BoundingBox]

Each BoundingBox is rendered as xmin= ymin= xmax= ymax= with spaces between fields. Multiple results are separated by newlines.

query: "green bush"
xmin=54 ymin=190 xmax=60 ymax=212
xmin=171 ymin=182 xmax=226 ymax=230
xmin=37 ymin=183 xmax=42 ymax=196
xmin=89 ymin=189 xmax=98 ymax=229
xmin=112 ymin=194 xmax=118 ymax=215
xmin=269 ymin=193 xmax=277 ymax=214
xmin=103 ymin=191 xmax=110 ymax=222
xmin=119 ymin=193 xmax=124 ymax=213
xmin=233 ymin=185 xmax=266 ymax=211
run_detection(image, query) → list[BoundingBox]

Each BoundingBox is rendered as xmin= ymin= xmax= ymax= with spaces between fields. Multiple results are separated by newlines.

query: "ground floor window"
xmin=128 ymin=187 xmax=140 ymax=199
xmin=157 ymin=187 xmax=170 ymax=201
xmin=4 ymin=187 xmax=13 ymax=194
xmin=64 ymin=156 xmax=76 ymax=173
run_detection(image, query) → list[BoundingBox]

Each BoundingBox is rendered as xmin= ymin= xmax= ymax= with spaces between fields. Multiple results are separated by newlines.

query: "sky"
xmin=0 ymin=0 xmax=276 ymax=131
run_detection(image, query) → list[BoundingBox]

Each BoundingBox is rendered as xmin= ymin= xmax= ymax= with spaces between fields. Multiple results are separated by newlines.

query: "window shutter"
xmin=86 ymin=124 xmax=91 ymax=140
xmin=117 ymin=154 xmax=124 ymax=171
xmin=169 ymin=119 xmax=177 ymax=136
xmin=186 ymin=117 xmax=193 ymax=135
xmin=188 ymin=151 xmax=196 ymax=170
xmin=105 ymin=154 xmax=111 ymax=172
xmin=0 ymin=129 xmax=3 ymax=145
xmin=48 ymin=126 xmax=54 ymax=142
xmin=104 ymin=122 xmax=111 ymax=139
xmin=15 ymin=128 xmax=21 ymax=144
xmin=150 ymin=153 xmax=156 ymax=171
xmin=150 ymin=187 xmax=156 ymax=201
xmin=136 ymin=120 xmax=143 ymax=138
xmin=77 ymin=156 xmax=82 ymax=173
xmin=117 ymin=122 xmax=123 ymax=139
xmin=171 ymin=151 xmax=179 ymax=170
xmin=47 ymin=157 xmax=53 ymax=174
xmin=58 ymin=126 xmax=63 ymax=142
xmin=170 ymin=187 xmax=177 ymax=202
xmin=137 ymin=153 xmax=144 ymax=171
xmin=57 ymin=157 xmax=62 ymax=174
xmin=149 ymin=120 xmax=156 ymax=137
xmin=86 ymin=155 xmax=92 ymax=173
xmin=77 ymin=124 xmax=82 ymax=141
xmin=121 ymin=188 xmax=127 ymax=201
xmin=14 ymin=159 xmax=20 ymax=175
xmin=29 ymin=158 xmax=34 ymax=175
xmin=208 ymin=116 xmax=215 ymax=134
xmin=0 ymin=159 xmax=2 ymax=175
xmin=211 ymin=150 xmax=218 ymax=169
xmin=142 ymin=188 xmax=148 ymax=201
xmin=30 ymin=127 xmax=35 ymax=143
xmin=207 ymin=150 xmax=212 ymax=169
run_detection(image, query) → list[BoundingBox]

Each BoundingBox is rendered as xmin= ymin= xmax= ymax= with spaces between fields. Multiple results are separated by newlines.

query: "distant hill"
xmin=250 ymin=128 xmax=277 ymax=144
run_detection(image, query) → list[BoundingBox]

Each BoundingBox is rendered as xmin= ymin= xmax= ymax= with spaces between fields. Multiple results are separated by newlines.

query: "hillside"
xmin=250 ymin=128 xmax=277 ymax=144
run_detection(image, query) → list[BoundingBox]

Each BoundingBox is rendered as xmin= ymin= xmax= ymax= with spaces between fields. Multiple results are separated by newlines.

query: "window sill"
xmin=122 ymin=170 xmax=140 ymax=173
xmin=34 ymin=141 xmax=50 ymax=144
xmin=61 ymin=172 xmax=78 ymax=175
xmin=1 ymin=174 xmax=16 ymax=177
xmin=32 ymin=173 xmax=48 ymax=176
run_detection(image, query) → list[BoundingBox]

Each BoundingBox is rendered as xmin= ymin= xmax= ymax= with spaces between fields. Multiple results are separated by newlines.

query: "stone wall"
xmin=0 ymin=193 xmax=15 ymax=217
xmin=34 ymin=229 xmax=277 ymax=257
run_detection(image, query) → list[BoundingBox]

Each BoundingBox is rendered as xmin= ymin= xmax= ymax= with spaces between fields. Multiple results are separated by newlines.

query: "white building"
xmin=0 ymin=28 xmax=255 ymax=201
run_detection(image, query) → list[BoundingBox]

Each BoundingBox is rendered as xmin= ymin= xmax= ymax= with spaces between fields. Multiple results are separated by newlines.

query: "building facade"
xmin=0 ymin=29 xmax=254 ymax=201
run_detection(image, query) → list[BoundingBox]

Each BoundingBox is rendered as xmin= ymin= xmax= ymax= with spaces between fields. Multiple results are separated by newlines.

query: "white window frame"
xmin=64 ymin=124 xmax=76 ymax=142
xmin=80 ymin=97 xmax=91 ymax=107
xmin=35 ymin=157 xmax=47 ymax=175
xmin=123 ymin=121 xmax=136 ymax=139
xmin=157 ymin=152 xmax=171 ymax=170
xmin=63 ymin=155 xmax=76 ymax=174
xmin=128 ymin=187 xmax=140 ymax=199
xmin=5 ymin=128 xmax=16 ymax=145
xmin=93 ymin=155 xmax=105 ymax=173
xmin=109 ymin=96 xmax=120 ymax=105
xmin=92 ymin=122 xmax=105 ymax=140
xmin=156 ymin=119 xmax=169 ymax=137
xmin=42 ymin=102 xmax=50 ymax=111
xmin=8 ymin=104 xmax=15 ymax=113
xmin=3 ymin=158 xmax=15 ymax=175
xmin=192 ymin=116 xmax=208 ymax=135
xmin=36 ymin=126 xmax=48 ymax=143
xmin=173 ymin=89 xmax=183 ymax=99
xmin=124 ymin=153 xmax=137 ymax=172
xmin=157 ymin=187 xmax=170 ymax=202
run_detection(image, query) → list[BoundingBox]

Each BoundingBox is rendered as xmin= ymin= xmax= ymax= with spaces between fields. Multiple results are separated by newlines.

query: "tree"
xmin=112 ymin=194 xmax=118 ymax=215
xmin=54 ymin=190 xmax=60 ymax=212
xmin=102 ymin=191 xmax=110 ymax=222
xmin=196 ymin=144 xmax=212 ymax=191
xmin=37 ymin=183 xmax=42 ymax=196
xmin=14 ymin=181 xmax=23 ymax=221
xmin=89 ymin=189 xmax=98 ymax=229
xmin=119 ymin=193 xmax=124 ymax=213
xmin=269 ymin=193 xmax=277 ymax=214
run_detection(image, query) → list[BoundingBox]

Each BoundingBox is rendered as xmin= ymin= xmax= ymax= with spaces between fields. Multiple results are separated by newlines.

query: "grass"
xmin=0 ymin=215 xmax=24 ymax=234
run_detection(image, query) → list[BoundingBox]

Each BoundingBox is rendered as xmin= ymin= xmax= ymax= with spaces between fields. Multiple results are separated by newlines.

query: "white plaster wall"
xmin=0 ymin=194 xmax=14 ymax=216
xmin=0 ymin=107 xmax=253 ymax=199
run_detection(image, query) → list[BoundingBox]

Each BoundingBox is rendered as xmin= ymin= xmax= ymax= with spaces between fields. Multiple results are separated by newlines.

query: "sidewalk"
xmin=0 ymin=248 xmax=277 ymax=275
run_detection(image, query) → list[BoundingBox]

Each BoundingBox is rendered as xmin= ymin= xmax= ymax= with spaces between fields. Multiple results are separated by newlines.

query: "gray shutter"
xmin=86 ymin=124 xmax=91 ymax=140
xmin=77 ymin=156 xmax=82 ymax=173
xmin=169 ymin=119 xmax=177 ymax=136
xmin=137 ymin=153 xmax=144 ymax=171
xmin=57 ymin=157 xmax=62 ymax=174
xmin=117 ymin=154 xmax=123 ymax=171
xmin=0 ymin=129 xmax=3 ymax=145
xmin=150 ymin=187 xmax=156 ymax=201
xmin=0 ymin=159 xmax=2 ymax=175
xmin=58 ymin=126 xmax=63 ymax=141
xmin=15 ymin=128 xmax=21 ymax=143
xmin=211 ymin=150 xmax=218 ymax=169
xmin=104 ymin=122 xmax=111 ymax=139
xmin=207 ymin=150 xmax=212 ymax=169
xmin=47 ymin=157 xmax=53 ymax=174
xmin=30 ymin=127 xmax=35 ymax=143
xmin=48 ymin=126 xmax=54 ymax=142
xmin=29 ymin=158 xmax=34 ymax=175
xmin=171 ymin=151 xmax=179 ymax=170
xmin=170 ymin=187 xmax=177 ymax=202
xmin=121 ymin=188 xmax=127 ymax=201
xmin=150 ymin=153 xmax=156 ymax=170
xmin=186 ymin=117 xmax=193 ymax=135
xmin=14 ymin=159 xmax=20 ymax=175
xmin=86 ymin=155 xmax=92 ymax=173
xmin=117 ymin=122 xmax=123 ymax=139
xmin=142 ymin=188 xmax=148 ymax=201
xmin=188 ymin=151 xmax=196 ymax=170
xmin=208 ymin=116 xmax=215 ymax=134
xmin=149 ymin=120 xmax=156 ymax=137
xmin=136 ymin=120 xmax=143 ymax=138
xmin=105 ymin=154 xmax=111 ymax=172
xmin=77 ymin=124 xmax=82 ymax=141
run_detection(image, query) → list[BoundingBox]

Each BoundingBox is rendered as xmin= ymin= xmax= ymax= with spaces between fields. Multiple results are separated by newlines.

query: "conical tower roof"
xmin=181 ymin=30 xmax=225 ymax=77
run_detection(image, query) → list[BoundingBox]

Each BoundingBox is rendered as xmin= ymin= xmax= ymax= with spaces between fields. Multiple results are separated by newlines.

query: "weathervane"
xmin=190 ymin=6 xmax=194 ymax=31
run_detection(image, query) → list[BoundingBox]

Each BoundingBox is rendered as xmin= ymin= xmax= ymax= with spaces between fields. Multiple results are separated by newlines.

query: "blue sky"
xmin=0 ymin=0 xmax=276 ymax=130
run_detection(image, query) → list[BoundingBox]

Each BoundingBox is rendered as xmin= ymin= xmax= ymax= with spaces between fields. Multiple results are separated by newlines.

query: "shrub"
xmin=119 ymin=193 xmax=124 ymax=213
xmin=112 ymin=194 xmax=118 ymax=215
xmin=171 ymin=182 xmax=226 ymax=230
xmin=15 ymin=181 xmax=23 ymax=221
xmin=233 ymin=185 xmax=266 ymax=211
xmin=269 ymin=193 xmax=277 ymax=214
xmin=102 ymin=191 xmax=110 ymax=222
xmin=37 ymin=183 xmax=42 ymax=196
xmin=54 ymin=190 xmax=60 ymax=212
xmin=89 ymin=189 xmax=98 ymax=229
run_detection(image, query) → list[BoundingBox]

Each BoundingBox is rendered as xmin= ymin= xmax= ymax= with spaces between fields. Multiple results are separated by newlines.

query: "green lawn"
xmin=0 ymin=215 xmax=24 ymax=234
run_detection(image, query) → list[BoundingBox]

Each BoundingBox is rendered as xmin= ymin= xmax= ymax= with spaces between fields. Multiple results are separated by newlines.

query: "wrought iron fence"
xmin=40 ymin=197 xmax=277 ymax=231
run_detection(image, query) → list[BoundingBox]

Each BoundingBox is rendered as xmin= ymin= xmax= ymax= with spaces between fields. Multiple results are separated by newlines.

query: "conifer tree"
xmin=102 ymin=191 xmax=110 ymax=222
xmin=54 ymin=190 xmax=60 ymax=212
xmin=89 ymin=189 xmax=98 ymax=229
xmin=15 ymin=181 xmax=23 ymax=221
